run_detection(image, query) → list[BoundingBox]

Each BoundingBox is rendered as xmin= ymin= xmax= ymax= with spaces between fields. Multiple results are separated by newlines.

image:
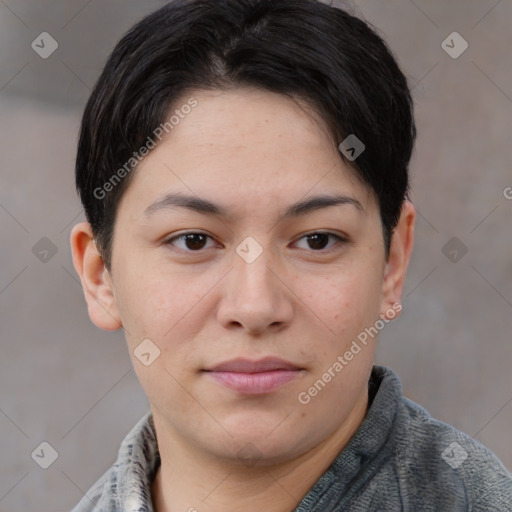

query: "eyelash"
xmin=163 ymin=231 xmax=348 ymax=254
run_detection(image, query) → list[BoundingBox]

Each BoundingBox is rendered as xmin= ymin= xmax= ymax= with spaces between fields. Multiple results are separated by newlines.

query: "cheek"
xmin=112 ymin=259 xmax=172 ymax=340
xmin=116 ymin=268 xmax=201 ymax=405
xmin=311 ymin=266 xmax=382 ymax=339
xmin=114 ymin=259 xmax=214 ymax=351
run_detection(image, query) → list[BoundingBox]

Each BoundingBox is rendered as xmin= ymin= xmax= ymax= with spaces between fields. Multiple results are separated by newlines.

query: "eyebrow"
xmin=143 ymin=192 xmax=364 ymax=219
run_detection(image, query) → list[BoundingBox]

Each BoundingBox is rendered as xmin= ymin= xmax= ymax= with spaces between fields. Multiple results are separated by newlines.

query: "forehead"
xmin=118 ymin=87 xmax=374 ymax=215
xmin=166 ymin=87 xmax=336 ymax=156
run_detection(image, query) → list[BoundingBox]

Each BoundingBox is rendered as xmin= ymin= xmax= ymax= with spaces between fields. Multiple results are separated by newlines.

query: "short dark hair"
xmin=75 ymin=0 xmax=416 ymax=271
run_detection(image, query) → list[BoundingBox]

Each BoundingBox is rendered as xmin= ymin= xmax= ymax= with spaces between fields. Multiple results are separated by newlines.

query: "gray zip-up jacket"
xmin=71 ymin=365 xmax=512 ymax=511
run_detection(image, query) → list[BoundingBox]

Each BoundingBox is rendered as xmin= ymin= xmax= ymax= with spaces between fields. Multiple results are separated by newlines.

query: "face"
xmin=72 ymin=87 xmax=413 ymax=466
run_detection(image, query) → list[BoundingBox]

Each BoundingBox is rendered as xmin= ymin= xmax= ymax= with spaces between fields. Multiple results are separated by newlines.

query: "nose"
xmin=216 ymin=242 xmax=294 ymax=335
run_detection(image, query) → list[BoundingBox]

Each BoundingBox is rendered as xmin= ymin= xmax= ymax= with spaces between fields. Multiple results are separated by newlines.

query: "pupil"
xmin=186 ymin=234 xmax=206 ymax=250
xmin=308 ymin=233 xmax=329 ymax=250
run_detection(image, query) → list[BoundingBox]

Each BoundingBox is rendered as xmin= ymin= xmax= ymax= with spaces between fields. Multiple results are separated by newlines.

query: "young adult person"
xmin=69 ymin=1 xmax=512 ymax=510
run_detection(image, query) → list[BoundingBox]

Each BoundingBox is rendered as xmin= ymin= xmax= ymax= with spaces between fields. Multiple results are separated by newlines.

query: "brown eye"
xmin=294 ymin=232 xmax=347 ymax=252
xmin=165 ymin=232 xmax=216 ymax=252
xmin=306 ymin=233 xmax=330 ymax=250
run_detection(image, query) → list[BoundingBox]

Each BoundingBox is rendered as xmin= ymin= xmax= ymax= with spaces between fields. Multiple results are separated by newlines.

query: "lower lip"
xmin=205 ymin=370 xmax=303 ymax=394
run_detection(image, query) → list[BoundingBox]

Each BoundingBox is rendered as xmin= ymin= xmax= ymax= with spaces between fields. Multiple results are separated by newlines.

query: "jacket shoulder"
xmin=394 ymin=397 xmax=512 ymax=510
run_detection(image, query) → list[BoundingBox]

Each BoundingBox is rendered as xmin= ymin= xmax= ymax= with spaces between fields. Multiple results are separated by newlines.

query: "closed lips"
xmin=203 ymin=357 xmax=305 ymax=394
xmin=205 ymin=357 xmax=303 ymax=373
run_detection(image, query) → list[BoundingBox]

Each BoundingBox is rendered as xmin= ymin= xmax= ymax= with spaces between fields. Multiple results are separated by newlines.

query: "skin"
xmin=70 ymin=87 xmax=415 ymax=512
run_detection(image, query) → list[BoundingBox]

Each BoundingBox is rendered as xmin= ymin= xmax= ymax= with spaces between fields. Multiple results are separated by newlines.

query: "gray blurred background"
xmin=0 ymin=0 xmax=511 ymax=510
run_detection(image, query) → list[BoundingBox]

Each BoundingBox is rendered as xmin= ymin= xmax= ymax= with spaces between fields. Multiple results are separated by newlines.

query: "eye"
xmin=164 ymin=232 xmax=219 ymax=252
xmin=163 ymin=231 xmax=347 ymax=253
xmin=293 ymin=231 xmax=347 ymax=252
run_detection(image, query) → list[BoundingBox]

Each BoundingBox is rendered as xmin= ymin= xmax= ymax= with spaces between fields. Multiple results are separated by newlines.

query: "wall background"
xmin=1 ymin=0 xmax=511 ymax=510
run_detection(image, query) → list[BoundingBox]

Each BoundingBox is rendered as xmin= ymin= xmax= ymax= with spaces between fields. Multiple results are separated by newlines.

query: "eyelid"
xmin=294 ymin=230 xmax=349 ymax=242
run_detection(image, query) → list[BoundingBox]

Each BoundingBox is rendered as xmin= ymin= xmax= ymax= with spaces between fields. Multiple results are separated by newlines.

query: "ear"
xmin=380 ymin=200 xmax=415 ymax=319
xmin=70 ymin=222 xmax=122 ymax=331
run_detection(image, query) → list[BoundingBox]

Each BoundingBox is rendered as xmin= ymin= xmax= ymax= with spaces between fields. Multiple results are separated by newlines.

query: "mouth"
xmin=202 ymin=357 xmax=305 ymax=395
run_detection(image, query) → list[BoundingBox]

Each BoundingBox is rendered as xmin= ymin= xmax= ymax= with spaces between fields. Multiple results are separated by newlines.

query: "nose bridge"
xmin=233 ymin=236 xmax=278 ymax=298
xmin=217 ymin=235 xmax=293 ymax=332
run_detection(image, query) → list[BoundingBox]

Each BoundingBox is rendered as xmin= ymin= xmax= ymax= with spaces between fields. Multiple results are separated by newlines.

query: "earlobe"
xmin=380 ymin=200 xmax=415 ymax=318
xmin=70 ymin=222 xmax=123 ymax=331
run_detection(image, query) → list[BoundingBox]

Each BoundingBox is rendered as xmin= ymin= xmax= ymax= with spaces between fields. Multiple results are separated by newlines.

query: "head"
xmin=71 ymin=0 xmax=416 ymax=466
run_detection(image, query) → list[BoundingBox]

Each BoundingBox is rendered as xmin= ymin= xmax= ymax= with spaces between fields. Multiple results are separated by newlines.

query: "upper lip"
xmin=205 ymin=357 xmax=302 ymax=373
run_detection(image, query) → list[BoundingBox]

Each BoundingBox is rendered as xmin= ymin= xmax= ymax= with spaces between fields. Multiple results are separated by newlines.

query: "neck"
xmin=151 ymin=387 xmax=369 ymax=512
